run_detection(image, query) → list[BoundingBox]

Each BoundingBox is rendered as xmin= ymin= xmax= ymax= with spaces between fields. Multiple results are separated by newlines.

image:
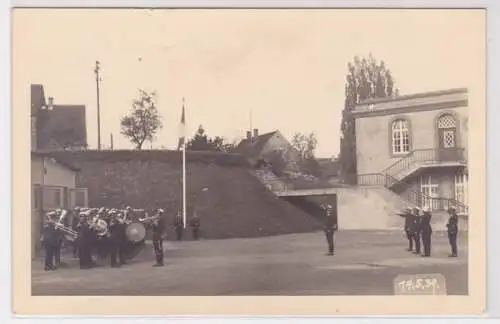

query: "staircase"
xmin=358 ymin=147 xmax=469 ymax=216
xmin=382 ymin=148 xmax=466 ymax=183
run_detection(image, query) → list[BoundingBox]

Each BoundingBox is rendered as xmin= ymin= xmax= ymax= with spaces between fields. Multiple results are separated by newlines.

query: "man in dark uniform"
xmin=411 ymin=208 xmax=422 ymax=255
xmin=189 ymin=211 xmax=201 ymax=241
xmin=71 ymin=207 xmax=81 ymax=258
xmin=397 ymin=208 xmax=414 ymax=252
xmin=323 ymin=204 xmax=338 ymax=256
xmin=174 ymin=212 xmax=184 ymax=241
xmin=152 ymin=208 xmax=166 ymax=267
xmin=76 ymin=213 xmax=94 ymax=269
xmin=107 ymin=212 xmax=126 ymax=268
xmin=446 ymin=206 xmax=459 ymax=257
xmin=53 ymin=210 xmax=64 ymax=267
xmin=420 ymin=207 xmax=433 ymax=257
xmin=41 ymin=213 xmax=59 ymax=271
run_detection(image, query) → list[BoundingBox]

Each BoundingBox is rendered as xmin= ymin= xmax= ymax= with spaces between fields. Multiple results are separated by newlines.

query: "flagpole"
xmin=182 ymin=98 xmax=187 ymax=229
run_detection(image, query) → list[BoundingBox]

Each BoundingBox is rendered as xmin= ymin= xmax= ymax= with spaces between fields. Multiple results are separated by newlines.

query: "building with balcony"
xmin=353 ymin=88 xmax=469 ymax=215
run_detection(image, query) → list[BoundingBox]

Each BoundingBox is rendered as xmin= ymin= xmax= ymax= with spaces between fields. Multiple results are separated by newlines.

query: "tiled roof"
xmin=233 ymin=131 xmax=277 ymax=159
xmin=31 ymin=84 xmax=87 ymax=150
xmin=37 ymin=105 xmax=87 ymax=150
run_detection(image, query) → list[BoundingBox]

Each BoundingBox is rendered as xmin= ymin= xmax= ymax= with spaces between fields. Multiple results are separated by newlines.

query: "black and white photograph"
xmin=11 ymin=7 xmax=486 ymax=316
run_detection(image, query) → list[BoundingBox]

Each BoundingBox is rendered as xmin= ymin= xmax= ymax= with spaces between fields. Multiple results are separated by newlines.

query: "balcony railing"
xmin=383 ymin=148 xmax=467 ymax=180
xmin=357 ymin=173 xmax=469 ymax=214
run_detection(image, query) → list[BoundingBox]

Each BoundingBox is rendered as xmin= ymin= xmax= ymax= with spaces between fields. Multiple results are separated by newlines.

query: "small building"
xmin=352 ymin=88 xmax=468 ymax=214
xmin=31 ymin=84 xmax=87 ymax=151
xmin=31 ymin=152 xmax=88 ymax=257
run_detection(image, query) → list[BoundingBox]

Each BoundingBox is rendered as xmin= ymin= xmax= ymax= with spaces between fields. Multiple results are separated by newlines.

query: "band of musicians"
xmin=39 ymin=206 xmax=201 ymax=271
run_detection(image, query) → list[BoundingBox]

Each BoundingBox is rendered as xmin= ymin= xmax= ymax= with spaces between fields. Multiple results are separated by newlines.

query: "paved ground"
xmin=32 ymin=230 xmax=468 ymax=296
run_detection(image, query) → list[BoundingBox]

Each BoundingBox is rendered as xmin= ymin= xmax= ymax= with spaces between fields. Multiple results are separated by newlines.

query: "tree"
xmin=339 ymin=53 xmax=399 ymax=184
xmin=291 ymin=132 xmax=318 ymax=160
xmin=120 ymin=89 xmax=163 ymax=150
xmin=186 ymin=125 xmax=235 ymax=152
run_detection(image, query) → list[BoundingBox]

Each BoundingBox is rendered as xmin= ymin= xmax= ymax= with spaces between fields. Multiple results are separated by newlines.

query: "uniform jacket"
xmin=446 ymin=214 xmax=459 ymax=234
xmin=420 ymin=213 xmax=433 ymax=234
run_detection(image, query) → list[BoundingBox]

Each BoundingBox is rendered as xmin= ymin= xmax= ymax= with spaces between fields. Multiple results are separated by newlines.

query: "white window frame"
xmin=454 ymin=173 xmax=469 ymax=213
xmin=392 ymin=119 xmax=410 ymax=155
xmin=420 ymin=176 xmax=439 ymax=211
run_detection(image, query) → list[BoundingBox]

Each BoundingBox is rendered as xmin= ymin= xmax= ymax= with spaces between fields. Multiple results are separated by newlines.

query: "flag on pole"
xmin=177 ymin=98 xmax=186 ymax=151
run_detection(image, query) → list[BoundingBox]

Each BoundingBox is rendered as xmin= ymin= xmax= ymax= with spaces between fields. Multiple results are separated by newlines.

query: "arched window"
xmin=391 ymin=119 xmax=410 ymax=154
xmin=438 ymin=114 xmax=457 ymax=148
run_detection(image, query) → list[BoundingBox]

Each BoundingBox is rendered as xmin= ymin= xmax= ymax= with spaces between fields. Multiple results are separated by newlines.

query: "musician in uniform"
xmin=174 ymin=212 xmax=184 ymax=241
xmin=323 ymin=204 xmax=338 ymax=256
xmin=71 ymin=207 xmax=81 ymax=258
xmin=76 ymin=213 xmax=94 ymax=269
xmin=108 ymin=212 xmax=126 ymax=268
xmin=420 ymin=207 xmax=433 ymax=257
xmin=410 ymin=208 xmax=422 ymax=255
xmin=40 ymin=213 xmax=59 ymax=271
xmin=152 ymin=208 xmax=166 ymax=267
xmin=53 ymin=209 xmax=64 ymax=267
xmin=446 ymin=206 xmax=459 ymax=257
xmin=189 ymin=211 xmax=201 ymax=240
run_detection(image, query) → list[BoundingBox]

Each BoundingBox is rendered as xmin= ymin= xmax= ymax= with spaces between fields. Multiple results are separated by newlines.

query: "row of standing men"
xmin=399 ymin=206 xmax=459 ymax=257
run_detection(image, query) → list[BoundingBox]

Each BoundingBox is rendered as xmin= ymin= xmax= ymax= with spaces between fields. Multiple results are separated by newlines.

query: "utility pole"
xmin=94 ymin=60 xmax=102 ymax=150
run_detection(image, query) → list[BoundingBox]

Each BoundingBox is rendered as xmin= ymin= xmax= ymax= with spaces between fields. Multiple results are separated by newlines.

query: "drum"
xmin=125 ymin=222 xmax=146 ymax=243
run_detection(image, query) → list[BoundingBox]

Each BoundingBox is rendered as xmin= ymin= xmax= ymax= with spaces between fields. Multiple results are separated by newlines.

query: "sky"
xmin=12 ymin=8 xmax=484 ymax=157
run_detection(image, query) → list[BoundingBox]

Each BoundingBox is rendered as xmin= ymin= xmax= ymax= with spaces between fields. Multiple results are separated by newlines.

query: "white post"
xmin=182 ymin=143 xmax=187 ymax=228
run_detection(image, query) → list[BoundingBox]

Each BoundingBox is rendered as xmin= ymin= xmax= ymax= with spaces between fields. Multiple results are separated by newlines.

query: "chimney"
xmin=47 ymin=97 xmax=54 ymax=110
xmin=253 ymin=128 xmax=258 ymax=138
xmin=246 ymin=131 xmax=252 ymax=140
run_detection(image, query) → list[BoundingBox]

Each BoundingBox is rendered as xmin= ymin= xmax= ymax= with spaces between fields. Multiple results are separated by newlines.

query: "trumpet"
xmin=138 ymin=212 xmax=160 ymax=225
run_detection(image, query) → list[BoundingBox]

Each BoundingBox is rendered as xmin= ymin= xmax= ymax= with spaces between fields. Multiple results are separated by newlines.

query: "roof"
xmin=233 ymin=130 xmax=278 ymax=159
xmin=31 ymin=84 xmax=46 ymax=116
xmin=36 ymin=105 xmax=87 ymax=150
xmin=359 ymin=87 xmax=468 ymax=106
xmin=31 ymin=151 xmax=80 ymax=171
xmin=31 ymin=84 xmax=87 ymax=150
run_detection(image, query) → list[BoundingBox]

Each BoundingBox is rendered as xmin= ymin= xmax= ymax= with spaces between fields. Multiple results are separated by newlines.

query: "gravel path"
xmin=32 ymin=230 xmax=468 ymax=296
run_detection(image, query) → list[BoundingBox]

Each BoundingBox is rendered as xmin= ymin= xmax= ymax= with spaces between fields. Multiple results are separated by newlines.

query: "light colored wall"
xmin=31 ymin=156 xmax=77 ymax=187
xmin=355 ymin=105 xmax=468 ymax=175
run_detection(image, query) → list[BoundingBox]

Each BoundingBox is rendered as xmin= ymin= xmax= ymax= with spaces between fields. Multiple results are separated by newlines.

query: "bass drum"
xmin=123 ymin=222 xmax=147 ymax=260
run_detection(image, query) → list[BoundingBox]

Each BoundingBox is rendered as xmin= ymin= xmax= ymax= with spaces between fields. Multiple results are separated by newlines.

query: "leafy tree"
xmin=186 ymin=125 xmax=235 ymax=152
xmin=291 ymin=132 xmax=318 ymax=160
xmin=120 ymin=89 xmax=163 ymax=150
xmin=339 ymin=53 xmax=399 ymax=184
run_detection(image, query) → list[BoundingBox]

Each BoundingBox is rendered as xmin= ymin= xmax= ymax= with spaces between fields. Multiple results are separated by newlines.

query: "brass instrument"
xmin=45 ymin=210 xmax=79 ymax=242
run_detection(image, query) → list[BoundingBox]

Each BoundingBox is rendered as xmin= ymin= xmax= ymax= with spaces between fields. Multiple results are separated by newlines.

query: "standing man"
xmin=397 ymin=208 xmax=414 ymax=252
xmin=40 ymin=213 xmax=58 ymax=271
xmin=411 ymin=208 xmax=422 ymax=255
xmin=108 ymin=212 xmax=126 ymax=268
xmin=323 ymin=204 xmax=338 ymax=256
xmin=189 ymin=210 xmax=201 ymax=241
xmin=420 ymin=207 xmax=433 ymax=257
xmin=446 ymin=206 xmax=459 ymax=257
xmin=71 ymin=207 xmax=81 ymax=258
xmin=152 ymin=208 xmax=166 ymax=267
xmin=76 ymin=213 xmax=94 ymax=269
xmin=174 ymin=212 xmax=184 ymax=241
